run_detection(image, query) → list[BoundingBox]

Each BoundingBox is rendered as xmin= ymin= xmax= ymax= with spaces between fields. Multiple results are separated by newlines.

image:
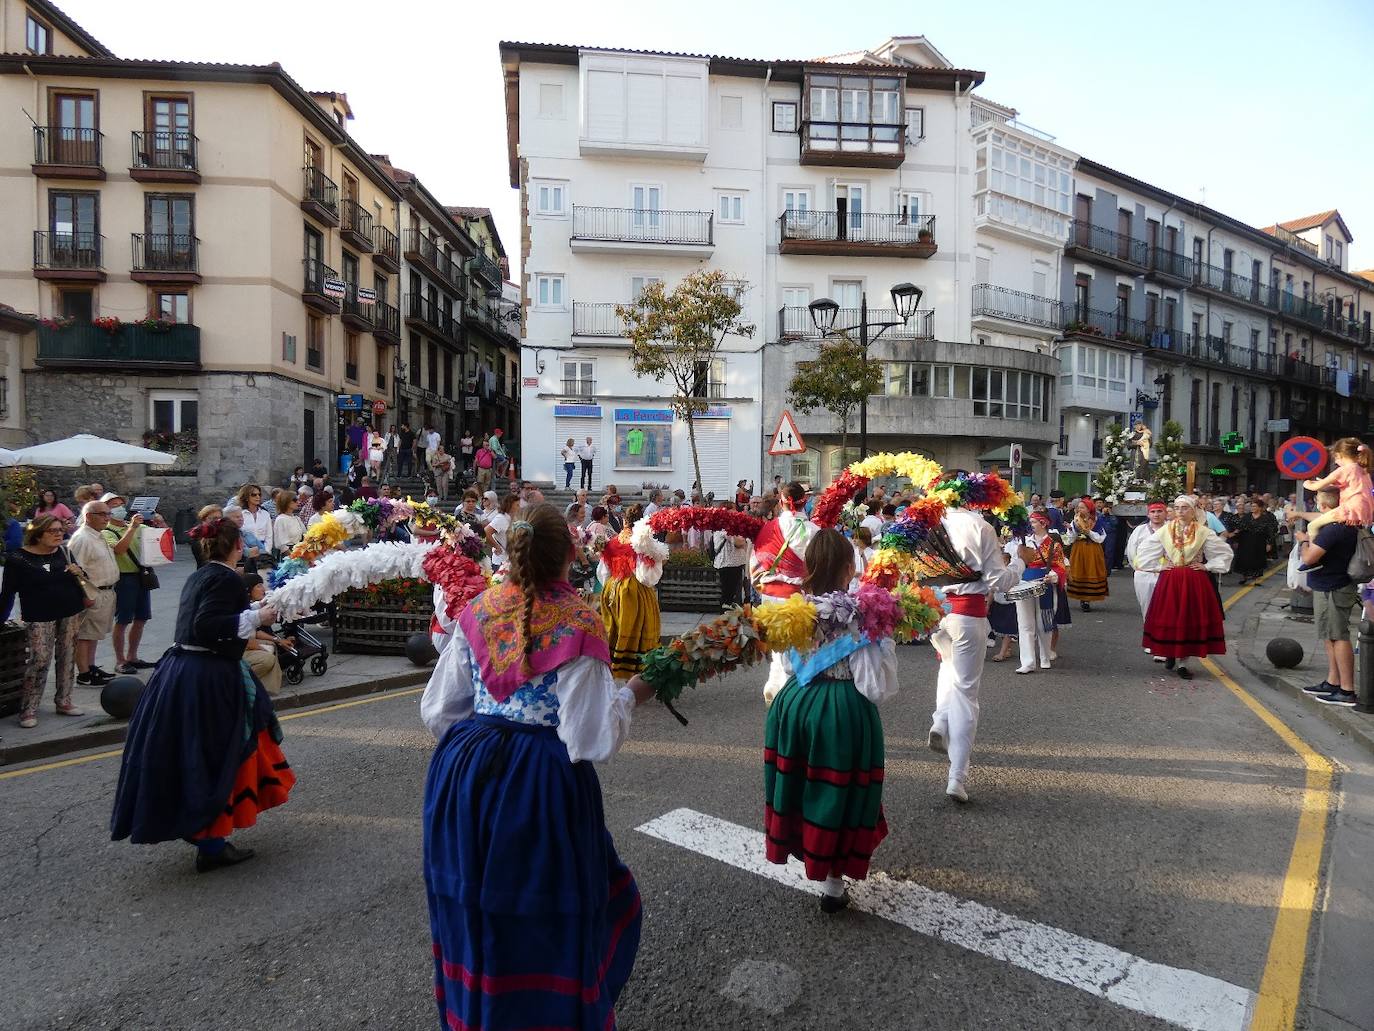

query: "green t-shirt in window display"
xmin=626 ymin=427 xmax=645 ymax=456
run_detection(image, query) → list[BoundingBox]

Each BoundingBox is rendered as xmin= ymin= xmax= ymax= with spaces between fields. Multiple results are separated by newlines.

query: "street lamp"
xmin=808 ymin=282 xmax=925 ymax=460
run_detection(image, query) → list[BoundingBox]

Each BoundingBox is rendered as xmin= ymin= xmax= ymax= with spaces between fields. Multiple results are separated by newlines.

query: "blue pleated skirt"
xmin=423 ymin=714 xmax=641 ymax=1031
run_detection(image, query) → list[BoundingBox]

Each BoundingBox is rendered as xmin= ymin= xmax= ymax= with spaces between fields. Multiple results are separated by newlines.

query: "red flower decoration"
xmin=646 ymin=507 xmax=766 ymax=541
xmin=422 ymin=546 xmax=489 ymax=619
xmin=811 ymin=470 xmax=870 ymax=529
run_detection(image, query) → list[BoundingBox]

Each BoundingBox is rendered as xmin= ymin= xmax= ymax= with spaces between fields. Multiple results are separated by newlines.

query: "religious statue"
xmin=1127 ymin=421 xmax=1153 ymax=478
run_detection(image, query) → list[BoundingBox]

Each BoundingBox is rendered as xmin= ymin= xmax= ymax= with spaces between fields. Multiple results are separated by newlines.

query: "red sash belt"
xmin=946 ymin=593 xmax=989 ymax=618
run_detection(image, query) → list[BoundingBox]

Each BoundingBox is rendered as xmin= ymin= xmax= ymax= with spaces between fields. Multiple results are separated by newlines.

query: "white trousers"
xmin=931 ymin=613 xmax=987 ymax=785
xmin=1013 ymin=597 xmax=1052 ymax=667
xmin=1133 ymin=571 xmax=1159 ymax=618
xmin=760 ymin=594 xmax=791 ymax=703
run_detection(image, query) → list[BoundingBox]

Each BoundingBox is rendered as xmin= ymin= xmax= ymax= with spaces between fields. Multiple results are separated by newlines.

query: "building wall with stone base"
xmin=23 ymin=369 xmax=331 ymax=526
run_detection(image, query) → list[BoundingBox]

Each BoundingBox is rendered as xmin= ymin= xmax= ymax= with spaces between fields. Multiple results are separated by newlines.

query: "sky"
xmin=57 ymin=0 xmax=1374 ymax=269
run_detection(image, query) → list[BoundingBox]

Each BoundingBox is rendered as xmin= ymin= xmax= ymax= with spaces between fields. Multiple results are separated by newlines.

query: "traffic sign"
xmin=768 ymin=410 xmax=806 ymax=456
xmin=1275 ymin=436 xmax=1328 ymax=480
xmin=371 ymin=399 xmax=386 ymax=415
xmin=1008 ymin=442 xmax=1023 ymax=470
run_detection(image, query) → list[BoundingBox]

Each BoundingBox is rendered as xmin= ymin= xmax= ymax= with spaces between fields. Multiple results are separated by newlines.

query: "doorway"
xmin=303 ymin=406 xmax=315 ymax=468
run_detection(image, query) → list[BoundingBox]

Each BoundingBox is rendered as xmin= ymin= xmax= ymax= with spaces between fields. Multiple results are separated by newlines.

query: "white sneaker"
xmin=927 ymin=728 xmax=947 ymax=754
xmin=1015 ymin=664 xmax=1034 ymax=675
xmin=1039 ymin=659 xmax=1052 ymax=669
xmin=946 ymin=780 xmax=968 ymax=803
xmin=1049 ymin=650 xmax=1058 ymax=660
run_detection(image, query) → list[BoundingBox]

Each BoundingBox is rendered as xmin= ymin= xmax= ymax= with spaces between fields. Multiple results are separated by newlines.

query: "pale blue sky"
xmin=58 ymin=0 xmax=1374 ymax=268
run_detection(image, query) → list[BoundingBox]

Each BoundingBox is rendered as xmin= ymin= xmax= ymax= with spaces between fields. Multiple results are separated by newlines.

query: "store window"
xmin=614 ymin=411 xmax=673 ymax=470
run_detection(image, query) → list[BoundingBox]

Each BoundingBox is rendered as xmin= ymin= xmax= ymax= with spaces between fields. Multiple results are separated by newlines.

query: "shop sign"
xmin=613 ymin=408 xmax=673 ymax=423
xmin=554 ymin=404 xmax=602 ymax=418
xmin=522 ymin=376 xmax=539 ymax=387
xmin=464 ymin=396 xmax=480 ymax=411
xmin=696 ymin=405 xmax=731 ymax=419
xmin=335 ymin=393 xmax=364 ymax=411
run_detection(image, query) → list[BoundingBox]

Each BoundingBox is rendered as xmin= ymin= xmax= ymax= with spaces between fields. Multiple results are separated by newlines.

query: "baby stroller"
xmin=277 ymin=618 xmax=329 ymax=686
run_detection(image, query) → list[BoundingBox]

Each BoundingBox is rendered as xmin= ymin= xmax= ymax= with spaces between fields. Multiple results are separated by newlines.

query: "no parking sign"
xmin=1274 ymin=437 xmax=1328 ymax=480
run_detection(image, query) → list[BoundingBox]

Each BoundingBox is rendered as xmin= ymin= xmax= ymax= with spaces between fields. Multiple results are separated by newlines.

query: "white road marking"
xmin=637 ymin=808 xmax=1256 ymax=1031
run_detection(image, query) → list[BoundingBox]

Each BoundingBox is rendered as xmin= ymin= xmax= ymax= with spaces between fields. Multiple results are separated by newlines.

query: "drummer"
xmin=1009 ymin=512 xmax=1065 ymax=673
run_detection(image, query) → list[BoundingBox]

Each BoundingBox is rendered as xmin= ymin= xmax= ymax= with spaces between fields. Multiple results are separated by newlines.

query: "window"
xmin=533 ymin=180 xmax=567 ymax=216
xmin=1325 ymin=235 xmax=1334 ymax=261
xmin=26 ymin=11 xmax=51 ymax=53
xmin=538 ymin=83 xmax=564 ymax=119
xmin=631 ymin=184 xmax=662 ymax=230
xmin=629 ymin=274 xmax=661 ymax=299
xmin=154 ymin=290 xmax=189 ymax=324
xmin=1074 ymin=274 xmax=1090 ymax=320
xmin=581 ymin=56 xmax=706 ymax=148
xmin=971 ymin=367 xmax=1047 ymax=420
xmin=58 ymin=288 xmax=92 ymax=322
xmin=377 ymin=344 xmax=388 ymax=391
xmin=895 ymin=191 xmax=920 ymax=224
xmin=282 ymin=332 xmax=297 ymax=363
xmin=717 ymin=192 xmax=744 ymax=225
xmin=144 ymin=95 xmax=192 ymax=165
xmin=1336 ymin=240 xmax=1344 ymax=266
xmin=306 ymin=314 xmax=324 ymax=370
xmin=1074 ymin=345 xmax=1127 ymax=394
xmin=771 ymin=101 xmax=797 ymax=133
xmin=691 ymin=358 xmax=726 ymax=399
xmin=443 ymin=353 xmax=454 ymax=399
xmin=409 ymin=334 xmax=421 ymax=385
xmin=904 ymin=107 xmax=924 ymax=141
xmin=719 ymin=95 xmax=743 ymax=129
xmin=49 ymin=191 xmax=99 ymax=261
xmin=0 ymin=376 xmax=8 ymax=420
xmin=534 ymin=274 xmax=565 ymax=309
xmin=149 ymin=391 xmax=198 ymax=433
xmin=146 ymin=194 xmax=194 ymax=268
xmin=783 ymin=189 xmax=811 ymax=215
xmin=804 ymin=72 xmax=903 ymax=152
xmin=345 ymin=332 xmax=359 ymax=382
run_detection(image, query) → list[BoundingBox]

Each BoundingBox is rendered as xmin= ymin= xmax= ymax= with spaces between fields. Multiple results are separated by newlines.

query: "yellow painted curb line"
xmin=0 ymin=686 xmax=424 ymax=781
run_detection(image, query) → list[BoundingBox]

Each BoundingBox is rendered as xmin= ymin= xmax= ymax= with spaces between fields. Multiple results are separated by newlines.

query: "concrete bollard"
xmin=1359 ymin=619 xmax=1374 ymax=714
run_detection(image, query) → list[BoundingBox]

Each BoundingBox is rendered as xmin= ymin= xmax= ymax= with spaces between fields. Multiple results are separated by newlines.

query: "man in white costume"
xmin=927 ymin=504 xmax=1026 ymax=803
xmin=1125 ymin=502 xmax=1169 ymax=661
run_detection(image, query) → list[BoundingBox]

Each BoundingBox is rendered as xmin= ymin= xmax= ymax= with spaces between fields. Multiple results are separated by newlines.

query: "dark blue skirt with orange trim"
xmin=111 ymin=648 xmax=293 ymax=845
xmin=424 ymin=714 xmax=641 ymax=1031
xmin=764 ymin=676 xmax=887 ymax=881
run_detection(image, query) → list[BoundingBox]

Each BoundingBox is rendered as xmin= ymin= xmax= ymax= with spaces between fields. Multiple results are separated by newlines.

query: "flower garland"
xmin=646 ymin=507 xmax=764 ymax=540
xmin=265 ymin=540 xmax=436 ymax=613
xmin=641 ymin=584 xmax=946 ymax=721
xmin=267 ymin=512 xmax=356 ymax=588
xmin=423 ymin=545 xmax=491 ymax=621
xmin=623 ymin=521 xmax=669 ymax=587
xmin=347 ymin=497 xmax=413 ymax=534
xmin=408 ymin=500 xmax=458 ymax=537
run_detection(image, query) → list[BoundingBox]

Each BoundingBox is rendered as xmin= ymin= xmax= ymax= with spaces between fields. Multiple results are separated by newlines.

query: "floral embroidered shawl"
xmin=458 ymin=579 xmax=610 ymax=702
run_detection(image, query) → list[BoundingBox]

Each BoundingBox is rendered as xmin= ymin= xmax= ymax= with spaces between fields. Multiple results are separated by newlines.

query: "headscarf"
xmin=1147 ymin=502 xmax=1167 ymax=514
xmin=1173 ymin=495 xmax=1198 ymax=511
xmin=457 ymin=579 xmax=609 ymax=702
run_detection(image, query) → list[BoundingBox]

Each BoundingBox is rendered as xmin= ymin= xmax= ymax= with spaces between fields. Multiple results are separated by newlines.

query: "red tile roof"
xmin=1275 ymin=210 xmax=1339 ymax=233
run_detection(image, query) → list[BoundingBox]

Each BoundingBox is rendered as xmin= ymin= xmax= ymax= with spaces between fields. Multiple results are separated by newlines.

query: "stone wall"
xmin=23 ymin=369 xmax=333 ymax=530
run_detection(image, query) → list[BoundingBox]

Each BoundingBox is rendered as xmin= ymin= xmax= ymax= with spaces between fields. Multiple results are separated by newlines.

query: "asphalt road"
xmin=0 ymin=576 xmax=1366 ymax=1031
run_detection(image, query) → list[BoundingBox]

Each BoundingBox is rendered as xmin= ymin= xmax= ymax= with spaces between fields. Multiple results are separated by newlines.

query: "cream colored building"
xmin=0 ymin=0 xmax=404 ymax=507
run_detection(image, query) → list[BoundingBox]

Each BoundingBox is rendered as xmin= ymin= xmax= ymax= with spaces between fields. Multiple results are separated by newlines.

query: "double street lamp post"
xmin=808 ymin=282 xmax=924 ymax=461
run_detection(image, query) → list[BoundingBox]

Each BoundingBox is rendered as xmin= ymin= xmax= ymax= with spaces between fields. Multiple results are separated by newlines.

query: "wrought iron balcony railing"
xmin=37 ymin=322 xmax=199 ymax=366
xmin=572 ymin=302 xmax=629 ymax=338
xmin=373 ymin=225 xmax=400 ymax=267
xmin=1067 ymin=219 xmax=1149 ymax=267
xmin=132 ymin=233 xmax=198 ymax=274
xmin=373 ymin=299 xmax=400 ymax=339
xmin=1194 ymin=262 xmax=1271 ymax=309
xmin=1150 ymin=248 xmax=1192 ymax=281
xmin=779 ymin=210 xmax=935 ymax=248
xmin=341 ymin=200 xmax=373 ymax=244
xmin=34 ymin=125 xmax=102 ymax=167
xmin=302 ymin=166 xmax=339 ymax=217
xmin=131 ymin=130 xmax=197 ymax=172
xmin=34 ymin=230 xmax=103 ymax=271
xmin=406 ymin=293 xmax=456 ymax=340
xmin=778 ymin=306 xmax=935 ymax=340
xmin=972 ymin=284 xmax=1063 ymax=331
xmin=571 ymin=205 xmax=713 ymax=246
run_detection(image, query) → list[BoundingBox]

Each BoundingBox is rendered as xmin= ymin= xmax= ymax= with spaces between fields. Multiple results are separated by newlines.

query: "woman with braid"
xmin=420 ymin=502 xmax=655 ymax=1031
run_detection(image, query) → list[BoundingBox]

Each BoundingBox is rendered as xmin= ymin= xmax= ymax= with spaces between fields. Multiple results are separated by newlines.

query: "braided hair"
xmin=504 ymin=502 xmax=575 ymax=660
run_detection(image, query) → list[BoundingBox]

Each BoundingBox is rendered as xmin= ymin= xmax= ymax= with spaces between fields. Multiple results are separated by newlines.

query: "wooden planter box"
xmin=656 ymin=566 xmax=721 ymax=612
xmin=0 ymin=622 xmax=30 ymax=717
xmin=333 ymin=592 xmax=433 ymax=654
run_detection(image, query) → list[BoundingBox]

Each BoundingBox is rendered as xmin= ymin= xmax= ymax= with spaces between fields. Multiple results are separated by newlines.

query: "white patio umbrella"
xmin=8 ymin=433 xmax=179 ymax=468
xmin=0 ymin=447 xmax=17 ymax=468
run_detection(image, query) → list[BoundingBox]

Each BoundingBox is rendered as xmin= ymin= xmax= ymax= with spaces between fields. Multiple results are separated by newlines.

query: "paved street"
xmin=2 ymin=573 xmax=1372 ymax=1031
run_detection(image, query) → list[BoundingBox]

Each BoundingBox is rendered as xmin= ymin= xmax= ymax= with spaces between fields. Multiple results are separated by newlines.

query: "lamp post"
xmin=808 ymin=282 xmax=923 ymax=461
xmin=393 ymin=354 xmax=407 ymax=430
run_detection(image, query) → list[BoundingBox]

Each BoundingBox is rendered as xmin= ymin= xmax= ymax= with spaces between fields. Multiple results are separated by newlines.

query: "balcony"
xmin=129 ymin=131 xmax=199 ymax=183
xmin=301 ymin=166 xmax=340 ymax=227
xmin=131 ymin=233 xmax=201 ymax=284
xmin=468 ymin=252 xmax=503 ymax=295
xmin=800 ymin=115 xmax=904 ymax=169
xmin=32 ymin=126 xmax=104 ymax=180
xmin=1061 ymin=304 xmax=1156 ymax=347
xmin=560 ymin=379 xmax=597 ymax=399
xmin=302 ymin=258 xmax=342 ymax=315
xmin=403 ymin=230 xmax=460 ymax=291
xmin=341 ymin=201 xmax=374 ymax=253
xmin=1064 ymin=220 xmax=1149 ymax=273
xmin=405 ymin=293 xmax=458 ymax=345
xmin=1275 ymin=293 xmax=1327 ymax=331
xmin=373 ymin=299 xmax=400 ymax=343
xmin=33 ymin=231 xmax=105 ymax=282
xmin=569 ymin=205 xmax=714 ymax=256
xmin=373 ymin=225 xmax=400 ymax=273
xmin=37 ymin=321 xmax=200 ymax=370
xmin=572 ymin=302 xmax=629 ymax=338
xmin=341 ymin=289 xmax=374 ymax=332
xmin=973 ymin=191 xmax=1068 ymax=245
xmin=777 ymin=306 xmax=935 ymax=341
xmin=466 ymin=301 xmax=519 ymax=344
xmin=778 ymin=211 xmax=936 ymax=258
xmin=1151 ymin=332 xmax=1280 ymax=377
xmin=971 ymin=285 xmax=1063 ymax=335
xmin=1192 ymin=262 xmax=1273 ymax=315
xmin=1148 ymin=247 xmax=1193 ymax=287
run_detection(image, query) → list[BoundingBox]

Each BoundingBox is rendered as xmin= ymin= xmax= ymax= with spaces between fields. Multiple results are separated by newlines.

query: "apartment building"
xmin=503 ymin=37 xmax=1061 ymax=493
xmin=0 ymin=0 xmax=407 ymax=509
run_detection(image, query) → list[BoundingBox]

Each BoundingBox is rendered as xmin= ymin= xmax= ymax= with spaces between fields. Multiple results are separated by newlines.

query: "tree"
xmin=786 ymin=335 xmax=884 ymax=459
xmin=1149 ymin=419 xmax=1186 ymax=500
xmin=1091 ymin=422 xmax=1140 ymax=502
xmin=617 ymin=269 xmax=755 ymax=494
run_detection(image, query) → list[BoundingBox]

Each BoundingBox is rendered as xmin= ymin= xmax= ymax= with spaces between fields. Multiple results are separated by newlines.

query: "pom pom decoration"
xmin=264 ymin=540 xmax=436 ymax=614
xmin=751 ymin=593 xmax=817 ymax=652
xmin=811 ymin=469 xmax=871 ymax=529
xmin=422 ymin=545 xmax=491 ymax=621
xmin=628 ymin=521 xmax=670 ymax=588
xmin=646 ymin=507 xmax=764 ymax=540
xmin=638 ymin=605 xmax=769 ymax=723
xmin=855 ymin=583 xmax=901 ymax=641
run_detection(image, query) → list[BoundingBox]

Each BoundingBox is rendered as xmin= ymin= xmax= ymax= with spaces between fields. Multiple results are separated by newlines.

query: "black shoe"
xmin=116 ymin=662 xmax=139 ymax=675
xmin=1314 ymin=689 xmax=1357 ymax=707
xmin=1176 ymin=666 xmax=1193 ymax=680
xmin=129 ymin=659 xmax=158 ymax=670
xmin=195 ymin=842 xmax=256 ymax=873
xmin=1164 ymin=658 xmax=1176 ymax=671
xmin=89 ymin=665 xmax=116 ymax=680
xmin=1080 ymin=602 xmax=1091 ymax=612
xmin=76 ymin=670 xmax=114 ymax=686
xmin=1302 ymin=681 xmax=1335 ymax=695
xmin=819 ymin=891 xmax=850 ymax=914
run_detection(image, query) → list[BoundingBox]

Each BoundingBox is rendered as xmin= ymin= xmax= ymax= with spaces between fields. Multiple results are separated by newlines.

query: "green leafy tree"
xmin=617 ymin=269 xmax=755 ymax=493
xmin=1149 ymin=419 xmax=1186 ymax=500
xmin=786 ymin=335 xmax=884 ymax=458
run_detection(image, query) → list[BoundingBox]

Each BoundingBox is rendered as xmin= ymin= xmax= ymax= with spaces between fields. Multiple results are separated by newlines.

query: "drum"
xmin=1006 ymin=580 xmax=1049 ymax=603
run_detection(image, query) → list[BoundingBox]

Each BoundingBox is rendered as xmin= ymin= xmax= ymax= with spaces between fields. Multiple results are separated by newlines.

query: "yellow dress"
xmin=598 ymin=530 xmax=661 ymax=679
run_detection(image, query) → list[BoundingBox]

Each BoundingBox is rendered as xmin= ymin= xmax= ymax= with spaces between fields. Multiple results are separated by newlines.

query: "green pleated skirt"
xmin=763 ymin=676 xmax=888 ymax=881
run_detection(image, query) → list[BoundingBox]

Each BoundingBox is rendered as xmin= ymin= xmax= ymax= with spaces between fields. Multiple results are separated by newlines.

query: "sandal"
xmin=18 ymin=711 xmax=36 ymax=729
